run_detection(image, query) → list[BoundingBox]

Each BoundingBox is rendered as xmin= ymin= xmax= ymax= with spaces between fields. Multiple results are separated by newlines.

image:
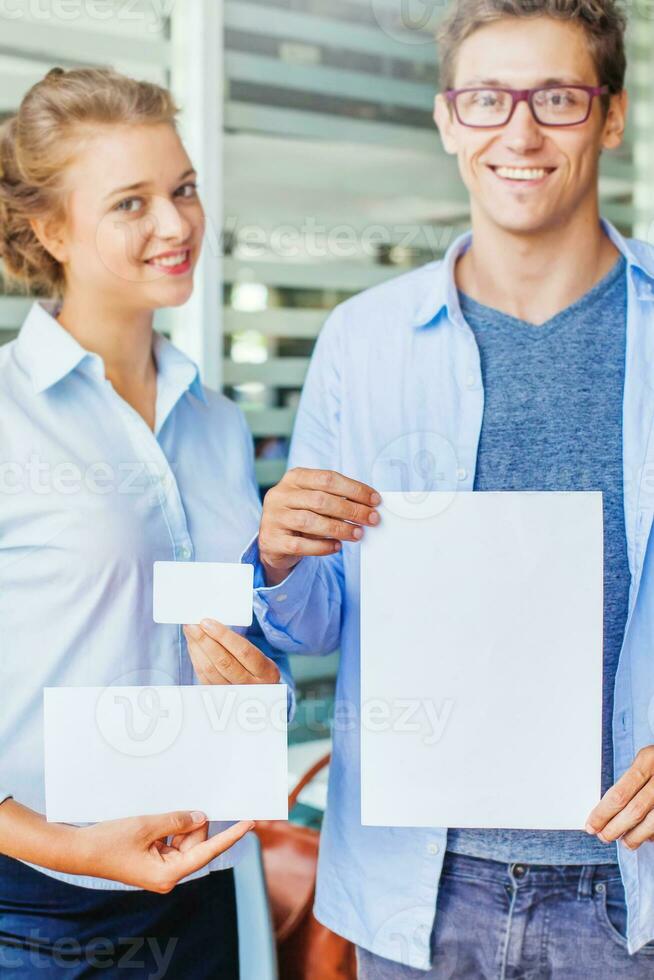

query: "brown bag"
xmin=255 ymin=753 xmax=357 ymax=980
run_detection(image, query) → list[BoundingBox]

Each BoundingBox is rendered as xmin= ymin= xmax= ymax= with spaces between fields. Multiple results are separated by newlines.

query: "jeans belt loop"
xmin=577 ymin=865 xmax=595 ymax=900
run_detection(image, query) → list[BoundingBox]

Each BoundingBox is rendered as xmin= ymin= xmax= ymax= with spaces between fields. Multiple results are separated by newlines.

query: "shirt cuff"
xmin=241 ymin=534 xmax=320 ymax=629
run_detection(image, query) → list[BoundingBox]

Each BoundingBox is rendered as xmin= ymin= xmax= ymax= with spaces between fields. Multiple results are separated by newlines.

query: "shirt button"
xmin=427 ymin=842 xmax=440 ymax=856
xmin=456 ymin=467 xmax=467 ymax=482
xmin=466 ymin=372 xmax=477 ymax=388
xmin=276 ymin=593 xmax=288 ymax=603
xmin=177 ymin=546 xmax=192 ymax=560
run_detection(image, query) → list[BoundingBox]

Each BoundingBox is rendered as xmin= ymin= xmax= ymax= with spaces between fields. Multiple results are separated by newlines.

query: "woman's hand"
xmin=0 ymin=797 xmax=252 ymax=892
xmin=586 ymin=746 xmax=654 ymax=850
xmin=76 ymin=810 xmax=253 ymax=892
xmin=183 ymin=620 xmax=281 ymax=685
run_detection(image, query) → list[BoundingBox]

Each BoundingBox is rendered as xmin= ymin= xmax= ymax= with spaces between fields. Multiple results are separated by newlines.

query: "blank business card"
xmin=153 ymin=561 xmax=254 ymax=627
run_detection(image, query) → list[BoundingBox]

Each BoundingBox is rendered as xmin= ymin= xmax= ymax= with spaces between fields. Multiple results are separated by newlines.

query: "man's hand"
xmin=586 ymin=746 xmax=654 ymax=850
xmin=258 ymin=467 xmax=381 ymax=586
xmin=183 ymin=620 xmax=281 ymax=686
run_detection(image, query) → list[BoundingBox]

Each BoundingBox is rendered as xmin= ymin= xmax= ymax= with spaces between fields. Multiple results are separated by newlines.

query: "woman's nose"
xmin=148 ymin=195 xmax=191 ymax=242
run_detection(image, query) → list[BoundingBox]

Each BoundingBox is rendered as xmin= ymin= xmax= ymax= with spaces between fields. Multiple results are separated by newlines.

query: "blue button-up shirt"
xmin=244 ymin=220 xmax=654 ymax=966
xmin=0 ymin=300 xmax=292 ymax=890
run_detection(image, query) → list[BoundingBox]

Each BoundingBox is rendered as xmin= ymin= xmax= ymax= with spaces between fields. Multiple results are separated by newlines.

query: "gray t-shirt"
xmin=447 ymin=255 xmax=629 ymax=864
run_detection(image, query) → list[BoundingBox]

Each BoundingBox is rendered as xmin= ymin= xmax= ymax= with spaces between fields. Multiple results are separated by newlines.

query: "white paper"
xmin=44 ymin=685 xmax=288 ymax=822
xmin=153 ymin=561 xmax=253 ymax=626
xmin=360 ymin=491 xmax=603 ymax=829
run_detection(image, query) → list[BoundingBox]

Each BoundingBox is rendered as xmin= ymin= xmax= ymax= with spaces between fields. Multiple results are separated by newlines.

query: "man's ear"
xmin=29 ymin=215 xmax=69 ymax=264
xmin=601 ymin=89 xmax=628 ymax=151
xmin=434 ymin=93 xmax=459 ymax=155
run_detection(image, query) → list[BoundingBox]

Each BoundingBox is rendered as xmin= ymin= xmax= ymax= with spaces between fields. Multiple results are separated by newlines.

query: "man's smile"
xmin=487 ymin=164 xmax=558 ymax=185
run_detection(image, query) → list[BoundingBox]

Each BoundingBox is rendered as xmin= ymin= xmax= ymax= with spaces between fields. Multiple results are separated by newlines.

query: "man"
xmin=242 ymin=0 xmax=654 ymax=974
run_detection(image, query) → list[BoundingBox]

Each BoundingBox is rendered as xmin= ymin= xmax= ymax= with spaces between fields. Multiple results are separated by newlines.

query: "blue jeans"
xmin=357 ymin=851 xmax=654 ymax=979
xmin=0 ymin=854 xmax=238 ymax=979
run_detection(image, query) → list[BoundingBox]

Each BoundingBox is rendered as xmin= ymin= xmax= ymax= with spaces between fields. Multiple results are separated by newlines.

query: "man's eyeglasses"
xmin=444 ymin=85 xmax=609 ymax=128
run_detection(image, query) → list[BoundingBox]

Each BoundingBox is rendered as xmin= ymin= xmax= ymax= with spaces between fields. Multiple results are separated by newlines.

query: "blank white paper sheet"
xmin=360 ymin=491 xmax=603 ymax=829
xmin=44 ymin=685 xmax=288 ymax=822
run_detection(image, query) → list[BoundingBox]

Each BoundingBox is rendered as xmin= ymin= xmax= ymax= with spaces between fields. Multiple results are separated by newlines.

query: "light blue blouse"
xmin=0 ymin=300 xmax=292 ymax=890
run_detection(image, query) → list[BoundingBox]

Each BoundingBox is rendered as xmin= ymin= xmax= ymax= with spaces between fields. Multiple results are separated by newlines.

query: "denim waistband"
xmin=442 ymin=849 xmax=621 ymax=898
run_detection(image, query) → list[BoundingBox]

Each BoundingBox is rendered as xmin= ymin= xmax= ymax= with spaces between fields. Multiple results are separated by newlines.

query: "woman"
xmin=0 ymin=67 xmax=289 ymax=978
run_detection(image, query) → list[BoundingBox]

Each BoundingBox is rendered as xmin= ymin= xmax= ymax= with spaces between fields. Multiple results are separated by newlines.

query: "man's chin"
xmin=478 ymin=205 xmax=560 ymax=237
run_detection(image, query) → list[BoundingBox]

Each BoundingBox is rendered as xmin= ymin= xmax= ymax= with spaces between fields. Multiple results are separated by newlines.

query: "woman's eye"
xmin=176 ymin=182 xmax=198 ymax=199
xmin=114 ymin=197 xmax=144 ymax=214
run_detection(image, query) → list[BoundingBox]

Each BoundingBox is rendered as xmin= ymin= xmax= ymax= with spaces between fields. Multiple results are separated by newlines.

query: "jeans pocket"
xmin=593 ymin=876 xmax=654 ymax=955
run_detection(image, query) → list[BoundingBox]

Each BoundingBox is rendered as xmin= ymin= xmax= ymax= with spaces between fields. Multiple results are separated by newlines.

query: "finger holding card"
xmin=153 ymin=560 xmax=279 ymax=685
xmin=183 ymin=620 xmax=281 ymax=686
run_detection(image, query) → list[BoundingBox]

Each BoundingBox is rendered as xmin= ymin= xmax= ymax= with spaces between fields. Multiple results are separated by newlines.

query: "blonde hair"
xmin=0 ymin=67 xmax=179 ymax=296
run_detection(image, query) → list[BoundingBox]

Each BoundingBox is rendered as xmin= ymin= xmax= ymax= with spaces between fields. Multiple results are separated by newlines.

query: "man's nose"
xmin=501 ymin=99 xmax=545 ymax=153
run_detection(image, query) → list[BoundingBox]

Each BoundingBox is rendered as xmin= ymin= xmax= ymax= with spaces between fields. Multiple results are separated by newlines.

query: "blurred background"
xmin=1 ymin=0 xmax=652 ymax=819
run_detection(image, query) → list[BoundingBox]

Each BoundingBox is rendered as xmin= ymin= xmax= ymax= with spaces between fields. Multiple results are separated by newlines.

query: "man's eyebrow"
xmin=104 ymin=168 xmax=197 ymax=201
xmin=456 ymin=75 xmax=588 ymax=88
xmin=457 ymin=77 xmax=503 ymax=87
xmin=539 ymin=76 xmax=588 ymax=86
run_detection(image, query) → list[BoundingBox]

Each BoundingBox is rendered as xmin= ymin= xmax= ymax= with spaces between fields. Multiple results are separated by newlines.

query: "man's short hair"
xmin=437 ymin=0 xmax=627 ymax=98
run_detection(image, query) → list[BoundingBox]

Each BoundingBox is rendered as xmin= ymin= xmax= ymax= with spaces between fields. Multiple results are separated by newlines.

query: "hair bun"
xmin=45 ymin=67 xmax=65 ymax=82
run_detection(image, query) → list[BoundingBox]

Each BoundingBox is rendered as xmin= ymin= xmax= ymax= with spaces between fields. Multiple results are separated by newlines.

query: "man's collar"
xmin=409 ymin=218 xmax=654 ymax=331
xmin=601 ymin=219 xmax=654 ymax=298
xmin=409 ymin=230 xmax=472 ymax=330
xmin=16 ymin=300 xmax=206 ymax=404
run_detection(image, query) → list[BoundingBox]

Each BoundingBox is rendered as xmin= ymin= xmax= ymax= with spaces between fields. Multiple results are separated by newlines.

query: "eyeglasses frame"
xmin=444 ymin=84 xmax=610 ymax=128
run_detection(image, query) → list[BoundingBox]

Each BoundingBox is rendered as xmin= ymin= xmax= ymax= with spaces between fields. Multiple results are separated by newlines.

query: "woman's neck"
xmin=55 ymin=292 xmax=156 ymax=391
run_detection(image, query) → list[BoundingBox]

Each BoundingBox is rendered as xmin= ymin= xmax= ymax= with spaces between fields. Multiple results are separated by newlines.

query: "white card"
xmin=153 ymin=561 xmax=253 ymax=626
xmin=360 ymin=491 xmax=603 ymax=829
xmin=44 ymin=685 xmax=288 ymax=822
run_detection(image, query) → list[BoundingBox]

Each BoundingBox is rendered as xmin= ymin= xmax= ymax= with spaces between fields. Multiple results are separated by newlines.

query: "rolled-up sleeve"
xmin=243 ymin=535 xmax=343 ymax=656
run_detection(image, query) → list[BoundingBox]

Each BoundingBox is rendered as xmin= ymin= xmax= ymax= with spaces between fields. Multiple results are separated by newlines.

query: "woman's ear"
xmin=29 ymin=215 xmax=69 ymax=264
xmin=434 ymin=93 xmax=459 ymax=155
xmin=602 ymin=89 xmax=628 ymax=152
